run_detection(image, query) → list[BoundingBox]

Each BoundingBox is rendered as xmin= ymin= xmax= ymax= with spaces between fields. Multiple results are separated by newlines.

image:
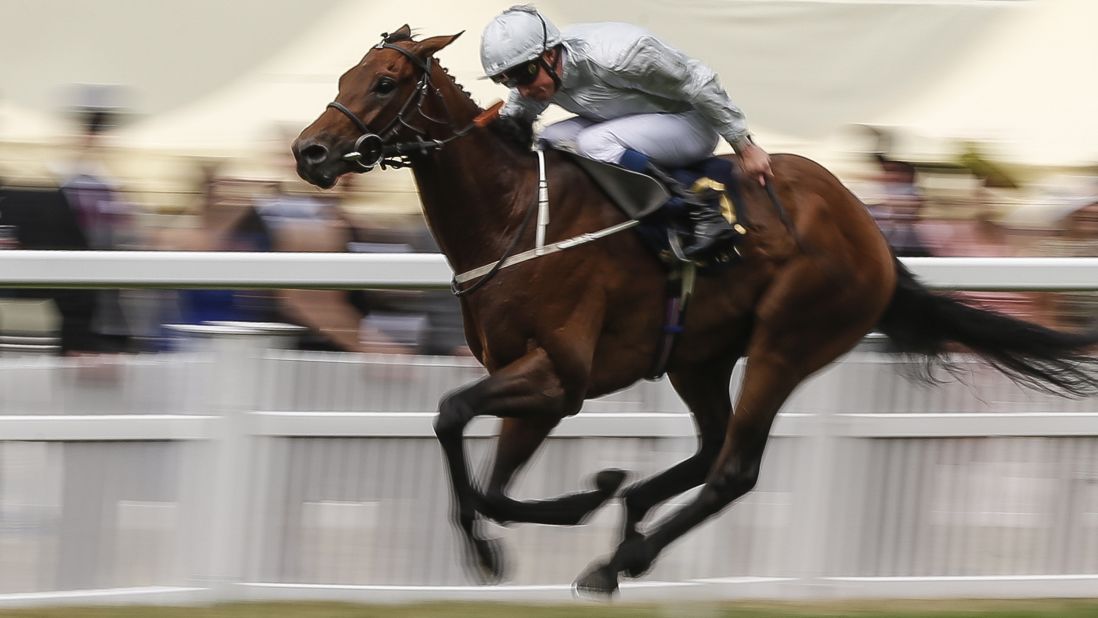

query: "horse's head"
xmin=292 ymin=25 xmax=464 ymax=189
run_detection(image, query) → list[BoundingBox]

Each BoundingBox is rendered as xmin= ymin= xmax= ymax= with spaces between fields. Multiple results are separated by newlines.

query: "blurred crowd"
xmin=0 ymin=111 xmax=1096 ymax=358
xmin=864 ymin=129 xmax=1098 ymax=333
xmin=0 ymin=105 xmax=469 ymax=357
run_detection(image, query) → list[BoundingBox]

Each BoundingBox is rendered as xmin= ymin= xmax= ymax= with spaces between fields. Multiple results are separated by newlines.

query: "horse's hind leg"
xmin=575 ymin=348 xmax=803 ymax=596
xmin=619 ymin=362 xmax=733 ymax=542
xmin=479 ymin=417 xmax=626 ymax=526
xmin=575 ymin=253 xmax=887 ymax=596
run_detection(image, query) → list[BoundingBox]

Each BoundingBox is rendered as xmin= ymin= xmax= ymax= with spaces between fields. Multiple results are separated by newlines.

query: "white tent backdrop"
xmin=0 ymin=0 xmax=345 ymax=118
xmin=871 ymin=0 xmax=1098 ymax=167
xmin=5 ymin=1 xmax=1093 ymax=170
xmin=109 ymin=0 xmax=1019 ymax=160
xmin=112 ymin=1 xmax=510 ymax=158
xmin=0 ymin=100 xmax=66 ymax=143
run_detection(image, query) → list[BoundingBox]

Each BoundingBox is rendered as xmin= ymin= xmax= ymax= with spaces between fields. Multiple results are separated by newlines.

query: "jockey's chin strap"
xmin=539 ymin=46 xmax=564 ymax=92
xmin=326 ymin=35 xmax=476 ymax=172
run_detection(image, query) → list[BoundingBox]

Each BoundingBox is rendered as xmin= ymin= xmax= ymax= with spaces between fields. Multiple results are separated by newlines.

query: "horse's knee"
xmin=698 ymin=433 xmax=724 ymax=460
xmin=434 ymin=391 xmax=473 ymax=439
xmin=704 ymin=454 xmax=762 ymax=509
xmin=478 ymin=488 xmax=511 ymax=523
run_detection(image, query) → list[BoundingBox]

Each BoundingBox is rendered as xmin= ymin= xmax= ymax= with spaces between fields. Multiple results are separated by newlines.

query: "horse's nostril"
xmin=301 ymin=143 xmax=329 ymax=165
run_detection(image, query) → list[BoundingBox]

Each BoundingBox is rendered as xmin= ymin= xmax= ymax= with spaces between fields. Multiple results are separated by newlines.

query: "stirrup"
xmin=667 ymin=229 xmax=692 ymax=264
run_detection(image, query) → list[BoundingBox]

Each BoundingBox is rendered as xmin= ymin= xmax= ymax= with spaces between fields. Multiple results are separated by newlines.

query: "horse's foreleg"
xmin=575 ymin=351 xmax=800 ymax=597
xmin=620 ymin=365 xmax=732 ymax=541
xmin=479 ymin=416 xmax=626 ymax=526
xmin=434 ymin=347 xmax=572 ymax=582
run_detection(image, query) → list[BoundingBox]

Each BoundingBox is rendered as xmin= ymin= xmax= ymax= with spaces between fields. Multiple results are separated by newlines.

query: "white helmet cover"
xmin=480 ymin=5 xmax=562 ymax=78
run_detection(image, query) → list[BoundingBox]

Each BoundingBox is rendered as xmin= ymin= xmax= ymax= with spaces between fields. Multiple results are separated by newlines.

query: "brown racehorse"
xmin=292 ymin=27 xmax=1098 ymax=596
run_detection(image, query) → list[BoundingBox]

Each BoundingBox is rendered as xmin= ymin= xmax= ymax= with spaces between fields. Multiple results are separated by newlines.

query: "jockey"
xmin=481 ymin=4 xmax=773 ymax=258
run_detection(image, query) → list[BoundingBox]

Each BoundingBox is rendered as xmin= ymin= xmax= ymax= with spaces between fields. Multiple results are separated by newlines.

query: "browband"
xmin=376 ymin=41 xmax=433 ymax=75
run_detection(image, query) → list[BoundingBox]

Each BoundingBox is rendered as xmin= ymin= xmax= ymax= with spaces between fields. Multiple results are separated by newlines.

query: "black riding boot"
xmin=682 ymin=190 xmax=737 ymax=258
xmin=639 ymin=161 xmax=738 ymax=258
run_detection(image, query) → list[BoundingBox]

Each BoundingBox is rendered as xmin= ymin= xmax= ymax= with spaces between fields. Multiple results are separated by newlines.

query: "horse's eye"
xmin=374 ymin=79 xmax=396 ymax=95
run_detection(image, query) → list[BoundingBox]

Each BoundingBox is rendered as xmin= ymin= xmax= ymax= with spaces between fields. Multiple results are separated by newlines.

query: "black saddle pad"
xmin=563 ymin=151 xmax=669 ymax=219
xmin=636 ymin=156 xmax=746 ymax=271
xmin=562 ymin=150 xmax=744 ymax=271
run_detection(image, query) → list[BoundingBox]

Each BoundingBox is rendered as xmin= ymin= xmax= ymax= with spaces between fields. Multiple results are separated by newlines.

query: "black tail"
xmin=877 ymin=260 xmax=1098 ymax=397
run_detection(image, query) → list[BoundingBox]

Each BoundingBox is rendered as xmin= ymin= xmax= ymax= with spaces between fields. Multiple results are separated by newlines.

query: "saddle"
xmin=562 ymin=151 xmax=754 ymax=380
xmin=563 ymin=151 xmax=748 ymax=271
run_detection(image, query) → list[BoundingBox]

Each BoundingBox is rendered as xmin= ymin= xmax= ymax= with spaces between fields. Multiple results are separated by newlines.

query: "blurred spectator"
xmin=55 ymin=101 xmax=145 ymax=352
xmin=350 ymin=214 xmax=471 ymax=357
xmin=920 ymin=203 xmax=1049 ymax=324
xmin=254 ymin=171 xmax=384 ymax=353
xmin=1040 ymin=199 xmax=1098 ymax=329
xmin=171 ymin=164 xmax=280 ymax=327
xmin=868 ymin=156 xmax=932 ymax=257
xmin=0 ymin=176 xmax=101 ymax=354
xmin=250 ymin=138 xmax=469 ymax=356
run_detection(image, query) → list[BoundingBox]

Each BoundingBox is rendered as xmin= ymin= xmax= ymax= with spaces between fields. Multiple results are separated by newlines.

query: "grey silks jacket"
xmin=499 ymin=21 xmax=750 ymax=147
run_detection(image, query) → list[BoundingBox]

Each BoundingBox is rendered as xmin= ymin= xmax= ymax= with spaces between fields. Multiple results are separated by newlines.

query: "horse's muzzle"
xmin=293 ymin=133 xmax=386 ymax=188
xmin=292 ymin=137 xmax=342 ymax=189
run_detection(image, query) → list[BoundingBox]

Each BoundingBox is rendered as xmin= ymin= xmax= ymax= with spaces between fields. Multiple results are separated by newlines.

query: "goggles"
xmin=491 ymin=58 xmax=541 ymax=89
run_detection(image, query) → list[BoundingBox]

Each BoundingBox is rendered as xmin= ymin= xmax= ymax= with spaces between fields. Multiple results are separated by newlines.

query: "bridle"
xmin=323 ymin=33 xmax=551 ymax=298
xmin=326 ymin=34 xmax=475 ymax=171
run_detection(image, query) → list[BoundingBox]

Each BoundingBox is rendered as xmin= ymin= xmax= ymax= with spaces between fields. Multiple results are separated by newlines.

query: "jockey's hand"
xmin=736 ymin=141 xmax=773 ymax=186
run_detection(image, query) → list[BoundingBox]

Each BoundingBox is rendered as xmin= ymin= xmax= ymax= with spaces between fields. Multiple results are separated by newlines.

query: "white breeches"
xmin=538 ymin=110 xmax=719 ymax=166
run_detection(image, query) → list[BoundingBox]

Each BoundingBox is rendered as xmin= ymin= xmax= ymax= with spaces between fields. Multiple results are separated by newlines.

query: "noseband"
xmin=326 ymin=36 xmax=474 ymax=171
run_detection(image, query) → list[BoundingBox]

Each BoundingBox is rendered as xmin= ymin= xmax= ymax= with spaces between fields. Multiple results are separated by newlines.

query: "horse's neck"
xmin=412 ymin=130 xmax=533 ymax=274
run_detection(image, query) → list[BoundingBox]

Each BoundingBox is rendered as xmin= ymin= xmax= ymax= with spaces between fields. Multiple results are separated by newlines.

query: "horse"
xmin=291 ymin=26 xmax=1098 ymax=597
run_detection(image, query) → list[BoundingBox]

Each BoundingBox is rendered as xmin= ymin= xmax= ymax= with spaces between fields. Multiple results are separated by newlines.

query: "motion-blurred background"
xmin=0 ymin=0 xmax=1096 ymax=609
xmin=1 ymin=0 xmax=1095 ymax=354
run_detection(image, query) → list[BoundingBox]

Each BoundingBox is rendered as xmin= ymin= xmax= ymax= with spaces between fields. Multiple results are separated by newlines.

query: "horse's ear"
xmin=415 ymin=31 xmax=463 ymax=58
xmin=389 ymin=24 xmax=412 ymax=40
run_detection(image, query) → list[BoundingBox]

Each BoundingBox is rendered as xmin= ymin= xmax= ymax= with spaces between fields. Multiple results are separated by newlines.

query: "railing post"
xmin=166 ymin=323 xmax=302 ymax=603
xmin=782 ymin=360 xmax=850 ymax=600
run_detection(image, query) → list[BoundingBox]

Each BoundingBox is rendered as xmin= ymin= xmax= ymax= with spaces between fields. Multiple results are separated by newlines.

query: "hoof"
xmin=615 ymin=535 xmax=656 ymax=579
xmin=595 ymin=469 xmax=628 ymax=495
xmin=466 ymin=536 xmax=507 ymax=584
xmin=572 ymin=563 xmax=619 ymax=600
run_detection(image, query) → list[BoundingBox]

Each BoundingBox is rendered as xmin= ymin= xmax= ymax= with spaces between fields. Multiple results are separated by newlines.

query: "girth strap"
xmin=647 ymin=263 xmax=697 ymax=381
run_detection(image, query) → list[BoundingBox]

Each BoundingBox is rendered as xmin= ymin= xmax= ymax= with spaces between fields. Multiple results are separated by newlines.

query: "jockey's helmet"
xmin=480 ymin=5 xmax=562 ymax=81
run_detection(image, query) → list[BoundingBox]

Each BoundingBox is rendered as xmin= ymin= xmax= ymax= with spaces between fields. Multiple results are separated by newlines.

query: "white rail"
xmin=0 ymin=251 xmax=1097 ymax=290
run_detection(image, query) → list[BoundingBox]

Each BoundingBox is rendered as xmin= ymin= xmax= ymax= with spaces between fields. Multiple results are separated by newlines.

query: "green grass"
xmin=2 ymin=600 xmax=1098 ymax=618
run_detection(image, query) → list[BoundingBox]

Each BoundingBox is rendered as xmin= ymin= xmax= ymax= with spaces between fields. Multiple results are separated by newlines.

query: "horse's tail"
xmin=876 ymin=259 xmax=1098 ymax=397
